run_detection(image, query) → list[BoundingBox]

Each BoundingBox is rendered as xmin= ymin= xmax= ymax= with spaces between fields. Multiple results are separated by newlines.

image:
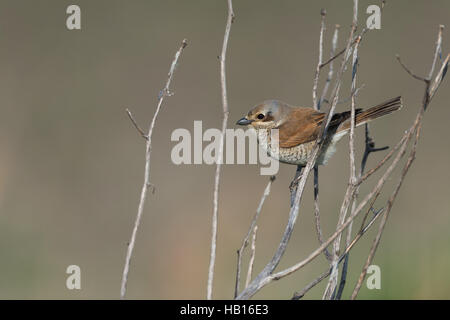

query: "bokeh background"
xmin=0 ymin=0 xmax=449 ymax=299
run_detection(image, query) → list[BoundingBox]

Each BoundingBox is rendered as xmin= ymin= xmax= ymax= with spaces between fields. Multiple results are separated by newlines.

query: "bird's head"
xmin=236 ymin=100 xmax=290 ymax=129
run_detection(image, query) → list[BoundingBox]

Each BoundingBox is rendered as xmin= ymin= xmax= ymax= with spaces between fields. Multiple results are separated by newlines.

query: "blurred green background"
xmin=0 ymin=0 xmax=449 ymax=299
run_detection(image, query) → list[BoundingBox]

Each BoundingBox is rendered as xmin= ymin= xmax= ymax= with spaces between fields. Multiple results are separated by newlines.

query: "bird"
xmin=236 ymin=96 xmax=402 ymax=166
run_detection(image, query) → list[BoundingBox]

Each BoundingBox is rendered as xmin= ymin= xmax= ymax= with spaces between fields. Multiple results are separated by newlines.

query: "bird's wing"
xmin=276 ymin=108 xmax=324 ymax=148
xmin=277 ymin=108 xmax=361 ymax=148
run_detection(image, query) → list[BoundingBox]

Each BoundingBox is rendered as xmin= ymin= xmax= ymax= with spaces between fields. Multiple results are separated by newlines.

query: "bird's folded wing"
xmin=276 ymin=108 xmax=324 ymax=148
xmin=276 ymin=108 xmax=359 ymax=148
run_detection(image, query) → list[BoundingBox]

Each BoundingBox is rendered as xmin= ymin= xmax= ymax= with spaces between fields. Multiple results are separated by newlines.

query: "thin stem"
xmin=427 ymin=25 xmax=444 ymax=80
xmin=234 ymin=176 xmax=275 ymax=298
xmin=323 ymin=1 xmax=359 ymax=299
xmin=319 ymin=0 xmax=359 ymax=141
xmin=312 ymin=9 xmax=327 ymax=109
xmin=271 ymin=122 xmax=414 ymax=283
xmin=120 ymin=39 xmax=188 ymax=299
xmin=352 ymin=26 xmax=449 ymax=299
xmin=292 ymin=207 xmax=384 ymax=299
xmin=245 ymin=226 xmax=258 ymax=288
xmin=313 ymin=167 xmax=332 ymax=261
xmin=207 ymin=0 xmax=234 ymax=300
xmin=318 ymin=25 xmax=340 ymax=110
xmin=126 ymin=108 xmax=148 ymax=140
xmin=237 ymin=0 xmax=360 ymax=300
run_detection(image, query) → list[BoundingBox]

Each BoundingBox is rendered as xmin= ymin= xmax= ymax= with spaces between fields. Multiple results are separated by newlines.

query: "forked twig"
xmin=234 ymin=4 xmax=447 ymax=301
xmin=235 ymin=176 xmax=275 ymax=298
xmin=236 ymin=0 xmax=360 ymax=300
xmin=318 ymin=25 xmax=340 ymax=110
xmin=292 ymin=207 xmax=383 ymax=299
xmin=126 ymin=109 xmax=148 ymax=140
xmin=351 ymin=26 xmax=448 ymax=299
xmin=323 ymin=1 xmax=360 ymax=300
xmin=120 ymin=39 xmax=188 ymax=299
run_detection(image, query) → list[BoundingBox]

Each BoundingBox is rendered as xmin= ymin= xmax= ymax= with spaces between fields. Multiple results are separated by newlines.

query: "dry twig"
xmin=233 ymin=3 xmax=447 ymax=301
xmin=245 ymin=226 xmax=258 ymax=288
xmin=312 ymin=9 xmax=327 ymax=109
xmin=292 ymin=207 xmax=383 ymax=299
xmin=120 ymin=39 xmax=188 ymax=299
xmin=207 ymin=0 xmax=234 ymax=300
xmin=351 ymin=25 xmax=449 ymax=299
xmin=312 ymin=13 xmax=339 ymax=263
xmin=236 ymin=1 xmax=360 ymax=300
xmin=234 ymin=176 xmax=275 ymax=298
xmin=323 ymin=0 xmax=360 ymax=300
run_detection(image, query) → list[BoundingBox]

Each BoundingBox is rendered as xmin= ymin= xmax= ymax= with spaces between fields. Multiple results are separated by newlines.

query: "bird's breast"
xmin=253 ymin=128 xmax=346 ymax=166
xmin=254 ymin=128 xmax=314 ymax=165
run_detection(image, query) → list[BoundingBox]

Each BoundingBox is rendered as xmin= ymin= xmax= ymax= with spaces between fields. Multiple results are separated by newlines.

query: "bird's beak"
xmin=236 ymin=117 xmax=253 ymax=126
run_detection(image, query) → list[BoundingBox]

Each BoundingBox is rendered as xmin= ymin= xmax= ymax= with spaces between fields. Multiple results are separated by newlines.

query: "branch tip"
xmin=126 ymin=108 xmax=149 ymax=140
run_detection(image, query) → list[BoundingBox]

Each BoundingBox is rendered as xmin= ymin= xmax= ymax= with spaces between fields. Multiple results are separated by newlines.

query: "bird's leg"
xmin=289 ymin=165 xmax=304 ymax=207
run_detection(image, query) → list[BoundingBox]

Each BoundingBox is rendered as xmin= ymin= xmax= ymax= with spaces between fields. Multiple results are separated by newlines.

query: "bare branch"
xmin=126 ymin=108 xmax=148 ymax=140
xmin=312 ymin=9 xmax=327 ymax=109
xmin=358 ymin=131 xmax=409 ymax=185
xmin=351 ymin=147 xmax=414 ymax=299
xmin=234 ymin=176 xmax=275 ymax=298
xmin=292 ymin=207 xmax=384 ymax=300
xmin=351 ymin=26 xmax=448 ymax=299
xmin=318 ymin=25 xmax=340 ymax=110
xmin=236 ymin=1 xmax=361 ymax=300
xmin=234 ymin=2 xmax=447 ymax=302
xmin=429 ymin=53 xmax=449 ymax=101
xmin=236 ymin=149 xmax=317 ymax=299
xmin=319 ymin=0 xmax=359 ymax=141
xmin=292 ymin=268 xmax=331 ymax=300
xmin=319 ymin=36 xmax=357 ymax=69
xmin=207 ymin=0 xmax=234 ymax=300
xmin=334 ymin=124 xmax=387 ymax=299
xmin=269 ymin=122 xmax=413 ymax=284
xmin=395 ymin=55 xmax=428 ymax=82
xmin=245 ymin=226 xmax=258 ymax=288
xmin=428 ymin=25 xmax=444 ymax=80
xmin=120 ymin=39 xmax=188 ymax=299
xmin=323 ymin=2 xmax=360 ymax=300
xmin=328 ymin=35 xmax=362 ymax=300
xmin=334 ymin=253 xmax=349 ymax=299
xmin=360 ymin=124 xmax=389 ymax=173
xmin=313 ymin=22 xmax=340 ymax=263
xmin=313 ymin=167 xmax=332 ymax=261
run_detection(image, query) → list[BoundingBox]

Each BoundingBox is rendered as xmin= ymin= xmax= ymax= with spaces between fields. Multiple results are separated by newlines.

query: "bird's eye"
xmin=257 ymin=113 xmax=265 ymax=120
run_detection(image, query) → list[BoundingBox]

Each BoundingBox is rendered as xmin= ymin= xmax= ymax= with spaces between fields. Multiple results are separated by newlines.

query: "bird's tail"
xmin=338 ymin=96 xmax=402 ymax=132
